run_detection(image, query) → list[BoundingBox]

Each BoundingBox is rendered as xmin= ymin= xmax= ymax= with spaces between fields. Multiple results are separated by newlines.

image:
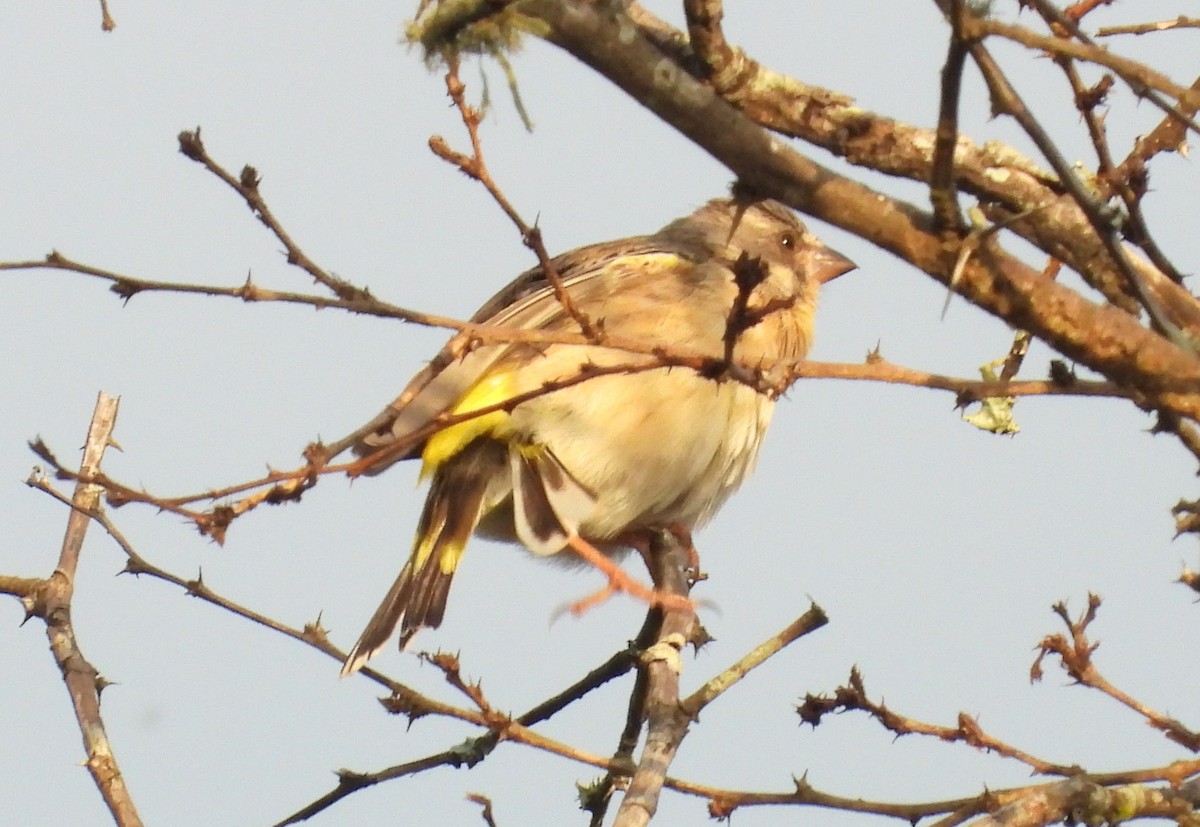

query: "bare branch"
xmin=98 ymin=0 xmax=115 ymax=31
xmin=930 ymin=0 xmax=969 ymax=234
xmin=430 ymin=58 xmax=600 ymax=340
xmin=21 ymin=394 xmax=143 ymax=826
xmin=176 ymin=129 xmax=372 ymax=301
xmin=799 ymin=668 xmax=1079 ymax=777
xmin=1032 ymin=595 xmax=1200 ymax=752
xmin=681 ymin=604 xmax=827 ymax=717
xmin=1097 ymin=17 xmax=1200 ymax=37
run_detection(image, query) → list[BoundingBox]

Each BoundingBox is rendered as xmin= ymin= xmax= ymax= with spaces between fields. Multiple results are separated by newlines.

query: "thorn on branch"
xmin=1172 ymin=498 xmax=1200 ymax=538
xmin=120 ymin=556 xmax=151 ymax=577
xmin=195 ymin=506 xmax=235 ymax=545
xmin=1177 ymin=565 xmax=1200 ymax=597
xmin=796 ymin=666 xmax=872 ymax=728
xmin=466 ymin=793 xmax=499 ymax=827
xmin=240 ymin=165 xmax=261 ymax=191
xmin=1048 ymin=359 xmax=1077 ymax=387
xmin=379 ymin=689 xmax=435 ymax=726
xmin=184 ymin=569 xmax=212 ymax=599
xmin=302 ymin=618 xmax=331 ymax=647
xmin=177 ymin=128 xmax=205 ymax=162
xmin=707 ymin=794 xmax=737 ymax=820
xmin=1075 ymin=73 xmax=1115 ymax=111
xmin=1031 ymin=594 xmax=1102 ymax=684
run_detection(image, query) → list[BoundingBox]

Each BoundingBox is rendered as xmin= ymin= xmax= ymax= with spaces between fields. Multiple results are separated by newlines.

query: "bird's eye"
xmin=779 ymin=231 xmax=797 ymax=249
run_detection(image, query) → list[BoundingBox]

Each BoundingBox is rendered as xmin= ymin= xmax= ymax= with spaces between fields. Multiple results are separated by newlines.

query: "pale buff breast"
xmin=510 ymin=365 xmax=774 ymax=540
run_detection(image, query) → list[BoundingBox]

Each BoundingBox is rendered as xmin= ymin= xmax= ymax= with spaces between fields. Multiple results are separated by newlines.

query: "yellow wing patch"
xmin=420 ymin=370 xmax=518 ymax=479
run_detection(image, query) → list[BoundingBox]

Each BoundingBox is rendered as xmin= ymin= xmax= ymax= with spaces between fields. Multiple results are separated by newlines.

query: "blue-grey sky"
xmin=3 ymin=2 xmax=1198 ymax=826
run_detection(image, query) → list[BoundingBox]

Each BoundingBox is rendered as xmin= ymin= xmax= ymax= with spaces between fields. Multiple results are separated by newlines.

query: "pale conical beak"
xmin=810 ymin=246 xmax=856 ymax=285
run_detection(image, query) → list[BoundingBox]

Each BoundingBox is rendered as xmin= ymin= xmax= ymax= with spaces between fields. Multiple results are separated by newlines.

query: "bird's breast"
xmin=512 ymin=367 xmax=774 ymax=540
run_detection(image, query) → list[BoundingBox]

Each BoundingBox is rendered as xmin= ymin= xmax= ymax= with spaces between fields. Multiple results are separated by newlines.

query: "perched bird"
xmin=340 ymin=194 xmax=853 ymax=676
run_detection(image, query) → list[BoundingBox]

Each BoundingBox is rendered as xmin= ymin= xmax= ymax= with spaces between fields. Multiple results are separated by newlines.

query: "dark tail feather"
xmin=341 ymin=439 xmax=508 ymax=677
xmin=340 ymin=558 xmax=455 ymax=677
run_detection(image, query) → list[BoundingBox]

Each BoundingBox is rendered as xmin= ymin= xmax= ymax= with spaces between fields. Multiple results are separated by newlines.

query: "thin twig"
xmin=1097 ymin=17 xmax=1200 ymax=38
xmin=798 ymin=667 xmax=1078 ymax=777
xmin=285 ymin=641 xmax=644 ymax=824
xmin=681 ymin=604 xmax=827 ymax=717
xmin=98 ymin=0 xmax=115 ymax=30
xmin=965 ymin=12 xmax=1200 ymax=137
xmin=176 ymin=129 xmax=371 ymax=301
xmin=1032 ymin=595 xmax=1200 ymax=752
xmin=22 ymin=343 xmax=1128 ymax=549
xmin=1029 ymin=0 xmax=1185 ymax=283
xmin=430 ymin=58 xmax=601 ymax=340
xmin=930 ymin=0 xmax=969 ymax=234
xmin=21 ymin=474 xmax=656 ymax=827
xmin=963 ymin=26 xmax=1190 ymax=351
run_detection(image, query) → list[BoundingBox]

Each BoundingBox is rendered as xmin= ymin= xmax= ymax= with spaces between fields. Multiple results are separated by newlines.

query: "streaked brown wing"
xmin=354 ymin=235 xmax=690 ymax=466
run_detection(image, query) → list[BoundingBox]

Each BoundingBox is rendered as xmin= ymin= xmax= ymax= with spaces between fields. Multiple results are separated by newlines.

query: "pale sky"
xmin=3 ymin=2 xmax=1198 ymax=826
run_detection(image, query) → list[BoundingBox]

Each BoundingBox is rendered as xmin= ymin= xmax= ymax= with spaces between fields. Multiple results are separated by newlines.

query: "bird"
xmin=340 ymin=194 xmax=853 ymax=676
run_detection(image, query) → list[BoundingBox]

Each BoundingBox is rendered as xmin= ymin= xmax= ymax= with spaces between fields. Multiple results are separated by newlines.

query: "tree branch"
xmin=22 ymin=394 xmax=143 ymax=826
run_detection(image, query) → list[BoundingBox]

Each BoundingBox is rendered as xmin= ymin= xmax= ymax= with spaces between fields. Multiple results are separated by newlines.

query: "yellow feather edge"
xmin=414 ymin=370 xmax=519 ymax=575
xmin=420 ymin=371 xmax=518 ymax=478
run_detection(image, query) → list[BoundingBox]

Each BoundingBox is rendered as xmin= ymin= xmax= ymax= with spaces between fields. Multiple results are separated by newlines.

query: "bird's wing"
xmin=354 ymin=236 xmax=685 ymax=466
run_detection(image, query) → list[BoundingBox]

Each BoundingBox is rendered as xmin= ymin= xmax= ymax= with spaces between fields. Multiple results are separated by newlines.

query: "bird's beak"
xmin=809 ymin=246 xmax=857 ymax=285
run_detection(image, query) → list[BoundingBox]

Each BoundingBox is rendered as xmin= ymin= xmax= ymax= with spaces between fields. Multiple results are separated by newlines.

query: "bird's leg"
xmin=662 ymin=523 xmax=706 ymax=586
xmin=628 ymin=524 xmax=705 ymax=587
xmin=563 ymin=533 xmax=694 ymax=616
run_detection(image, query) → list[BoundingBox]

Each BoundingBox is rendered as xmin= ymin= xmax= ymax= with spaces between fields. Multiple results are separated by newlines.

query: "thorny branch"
xmin=959 ymin=7 xmax=1187 ymax=350
xmin=929 ymin=0 xmax=968 ymax=235
xmin=1022 ymin=0 xmax=1185 ymax=283
xmin=428 ymin=57 xmax=600 ymax=340
xmin=799 ymin=667 xmax=1079 ymax=777
xmin=176 ymin=129 xmax=372 ymax=303
xmin=17 ymin=395 xmax=143 ymax=827
xmin=20 ymin=354 xmax=1126 ymax=544
xmin=1032 ymin=594 xmax=1200 ymax=752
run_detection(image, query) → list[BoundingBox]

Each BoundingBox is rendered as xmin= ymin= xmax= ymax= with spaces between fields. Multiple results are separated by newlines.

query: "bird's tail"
xmin=340 ymin=440 xmax=507 ymax=677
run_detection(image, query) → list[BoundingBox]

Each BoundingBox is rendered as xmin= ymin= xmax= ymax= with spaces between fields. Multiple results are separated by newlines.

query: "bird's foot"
xmin=561 ymin=533 xmax=694 ymax=617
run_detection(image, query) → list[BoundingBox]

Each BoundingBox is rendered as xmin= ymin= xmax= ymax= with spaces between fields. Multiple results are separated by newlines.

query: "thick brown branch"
xmin=522 ymin=0 xmax=1200 ymax=421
